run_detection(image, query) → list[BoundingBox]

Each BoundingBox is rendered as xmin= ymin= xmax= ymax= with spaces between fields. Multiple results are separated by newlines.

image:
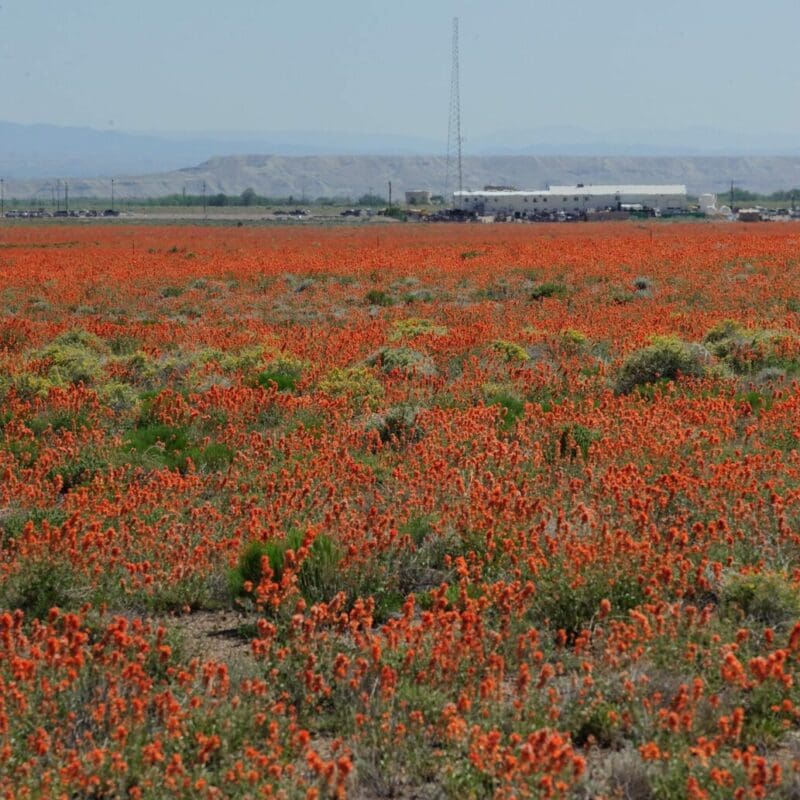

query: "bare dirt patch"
xmin=167 ymin=610 xmax=256 ymax=669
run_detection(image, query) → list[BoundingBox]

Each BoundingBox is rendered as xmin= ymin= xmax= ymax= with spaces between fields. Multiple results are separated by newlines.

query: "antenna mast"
xmin=446 ymin=17 xmax=463 ymax=208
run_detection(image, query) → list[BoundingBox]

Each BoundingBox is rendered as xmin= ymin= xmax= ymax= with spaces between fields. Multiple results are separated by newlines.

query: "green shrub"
xmin=46 ymin=444 xmax=106 ymax=493
xmin=218 ymin=346 xmax=266 ymax=372
xmin=365 ymin=289 xmax=394 ymax=307
xmin=229 ymin=538 xmax=289 ymax=598
xmin=614 ymin=336 xmax=711 ymax=394
xmin=399 ymin=512 xmax=438 ymax=547
xmin=109 ymin=335 xmax=142 ymax=356
xmin=46 ymin=345 xmax=102 ymax=385
xmin=255 ymin=354 xmax=306 ymax=392
xmin=48 ymin=329 xmax=107 ymax=352
xmin=531 ymin=566 xmax=644 ymax=639
xmin=122 ymin=423 xmax=196 ymax=472
xmin=36 ymin=330 xmax=108 ymax=385
xmin=491 ymin=340 xmax=529 ymax=363
xmin=571 ymin=702 xmax=622 ymax=748
xmin=609 ymin=287 xmax=635 ymax=305
xmin=0 ymin=507 xmax=67 ymax=549
xmin=229 ymin=531 xmax=342 ymax=606
xmin=704 ymin=318 xmax=745 ymax=347
xmin=562 ymin=328 xmax=587 ymax=346
xmin=721 ymin=572 xmax=800 ymax=627
xmin=557 ymin=424 xmax=600 ymax=460
xmin=366 ymin=403 xmax=421 ymax=443
xmin=257 ymin=370 xmax=297 ymax=392
xmin=198 ymin=443 xmax=235 ymax=471
xmin=297 ymin=533 xmax=343 ymax=604
xmin=402 ymin=288 xmax=434 ymax=303
xmin=27 ymin=407 xmax=90 ymax=436
xmin=99 ymin=381 xmax=139 ymax=411
xmin=1 ymin=558 xmax=86 ymax=619
xmin=390 ymin=318 xmax=447 ymax=340
xmin=479 ymin=280 xmax=511 ymax=301
xmin=10 ymin=372 xmax=55 ymax=399
xmin=703 ymin=321 xmax=800 ymax=375
xmin=366 ymin=347 xmax=436 ymax=376
xmin=530 ymin=281 xmax=568 ymax=301
xmin=122 ymin=421 xmax=233 ymax=473
xmin=125 ymin=422 xmax=189 ymax=455
xmin=483 ymin=383 xmax=525 ymax=430
xmin=115 ymin=351 xmax=159 ymax=388
xmin=320 ymin=366 xmax=384 ymax=409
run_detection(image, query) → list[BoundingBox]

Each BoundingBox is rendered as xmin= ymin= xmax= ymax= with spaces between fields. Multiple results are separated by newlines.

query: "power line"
xmin=445 ymin=16 xmax=463 ymax=208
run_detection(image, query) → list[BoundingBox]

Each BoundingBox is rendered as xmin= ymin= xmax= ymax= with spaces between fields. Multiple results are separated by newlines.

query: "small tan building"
xmin=405 ymin=190 xmax=432 ymax=205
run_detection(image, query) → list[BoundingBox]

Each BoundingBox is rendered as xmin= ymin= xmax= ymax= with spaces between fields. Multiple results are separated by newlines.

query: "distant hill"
xmin=4 ymin=120 xmax=800 ymax=185
xmin=0 ymin=121 xmax=444 ymax=179
xmin=5 ymin=154 xmax=800 ymax=200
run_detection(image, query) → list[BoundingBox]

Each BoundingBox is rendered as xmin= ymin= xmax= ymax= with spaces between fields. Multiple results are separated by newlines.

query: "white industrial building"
xmin=454 ymin=184 xmax=688 ymax=215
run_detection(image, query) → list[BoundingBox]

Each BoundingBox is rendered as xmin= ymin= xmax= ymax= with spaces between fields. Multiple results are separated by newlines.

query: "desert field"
xmin=2 ymin=221 xmax=800 ymax=798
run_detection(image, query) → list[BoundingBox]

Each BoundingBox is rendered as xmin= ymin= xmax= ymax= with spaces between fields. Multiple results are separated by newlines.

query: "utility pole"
xmin=446 ymin=17 xmax=463 ymax=208
xmin=65 ymin=181 xmax=69 ymax=214
xmin=202 ymin=181 xmax=207 ymax=218
xmin=111 ymin=179 xmax=115 ymax=211
xmin=56 ymin=180 xmax=60 ymax=212
xmin=388 ymin=181 xmax=392 ymax=209
xmin=730 ymin=180 xmax=734 ymax=210
xmin=0 ymin=179 xmax=4 ymax=218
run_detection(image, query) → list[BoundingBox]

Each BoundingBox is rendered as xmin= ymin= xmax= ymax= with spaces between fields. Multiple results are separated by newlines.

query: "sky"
xmin=2 ymin=0 xmax=800 ymax=141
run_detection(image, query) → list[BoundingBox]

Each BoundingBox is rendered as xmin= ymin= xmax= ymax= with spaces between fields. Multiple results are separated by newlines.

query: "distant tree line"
xmin=726 ymin=188 xmax=800 ymax=203
xmin=137 ymin=189 xmax=390 ymax=208
xmin=7 ymin=187 xmax=454 ymax=209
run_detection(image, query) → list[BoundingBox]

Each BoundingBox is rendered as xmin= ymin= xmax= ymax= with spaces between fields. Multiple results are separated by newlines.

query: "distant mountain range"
xmin=5 ymin=153 xmax=800 ymax=200
xmin=3 ymin=121 xmax=800 ymax=199
xmin=2 ymin=120 xmax=800 ymax=181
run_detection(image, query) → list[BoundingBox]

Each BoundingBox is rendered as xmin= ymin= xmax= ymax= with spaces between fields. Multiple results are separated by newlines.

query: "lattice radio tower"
xmin=445 ymin=17 xmax=463 ymax=208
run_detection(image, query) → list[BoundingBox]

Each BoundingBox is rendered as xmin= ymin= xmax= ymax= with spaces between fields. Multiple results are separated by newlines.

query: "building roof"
xmin=456 ymin=184 xmax=687 ymax=197
xmin=548 ymin=184 xmax=687 ymax=195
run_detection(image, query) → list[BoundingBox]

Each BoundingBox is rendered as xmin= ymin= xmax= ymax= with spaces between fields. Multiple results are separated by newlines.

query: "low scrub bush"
xmin=365 ymin=289 xmax=394 ymax=307
xmin=365 ymin=403 xmax=421 ymax=444
xmin=614 ymin=336 xmax=711 ymax=394
xmin=530 ymin=281 xmax=568 ymax=301
xmin=483 ymin=383 xmax=525 ymax=430
xmin=703 ymin=320 xmax=800 ymax=374
xmin=531 ymin=565 xmax=645 ymax=639
xmin=556 ymin=423 xmax=600 ymax=461
xmin=35 ymin=329 xmax=109 ymax=386
xmin=390 ymin=317 xmax=447 ymax=340
xmin=121 ymin=423 xmax=233 ymax=473
xmin=366 ymin=347 xmax=436 ymax=377
xmin=721 ymin=571 xmax=800 ymax=627
xmin=229 ymin=530 xmax=342 ymax=607
xmin=491 ymin=339 xmax=529 ymax=363
xmin=256 ymin=354 xmax=306 ymax=392
xmin=1 ymin=557 xmax=87 ymax=619
xmin=320 ymin=366 xmax=384 ymax=409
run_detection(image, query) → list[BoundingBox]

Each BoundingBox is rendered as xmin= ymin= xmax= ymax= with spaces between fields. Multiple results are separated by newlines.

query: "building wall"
xmin=405 ymin=190 xmax=432 ymax=205
xmin=457 ymin=190 xmax=687 ymax=215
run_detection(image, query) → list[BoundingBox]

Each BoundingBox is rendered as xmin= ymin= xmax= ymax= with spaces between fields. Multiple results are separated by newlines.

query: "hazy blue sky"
xmin=2 ymin=0 xmax=799 ymax=139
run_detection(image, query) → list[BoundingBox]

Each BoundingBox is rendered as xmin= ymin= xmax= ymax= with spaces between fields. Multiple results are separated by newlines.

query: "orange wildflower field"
xmin=2 ymin=221 xmax=800 ymax=798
